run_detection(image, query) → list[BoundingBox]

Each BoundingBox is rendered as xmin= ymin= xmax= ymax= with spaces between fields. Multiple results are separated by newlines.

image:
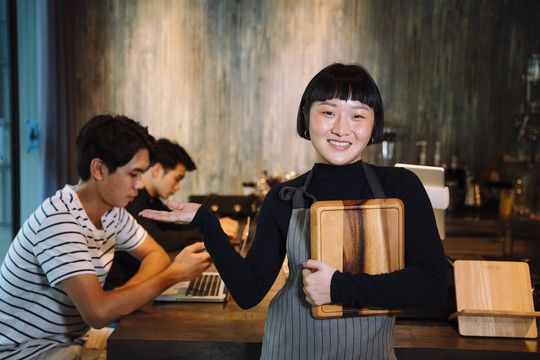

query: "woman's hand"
xmin=301 ymin=259 xmax=337 ymax=305
xmin=138 ymin=201 xmax=201 ymax=224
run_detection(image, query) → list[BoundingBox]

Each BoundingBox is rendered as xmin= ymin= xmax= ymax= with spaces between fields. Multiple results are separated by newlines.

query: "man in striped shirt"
xmin=0 ymin=115 xmax=212 ymax=360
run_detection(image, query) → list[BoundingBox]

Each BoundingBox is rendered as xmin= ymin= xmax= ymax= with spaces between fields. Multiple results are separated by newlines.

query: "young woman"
xmin=140 ymin=63 xmax=448 ymax=360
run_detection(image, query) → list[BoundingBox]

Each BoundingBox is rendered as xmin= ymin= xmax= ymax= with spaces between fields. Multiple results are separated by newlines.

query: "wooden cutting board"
xmin=310 ymin=199 xmax=405 ymax=319
xmin=451 ymin=260 xmax=540 ymax=338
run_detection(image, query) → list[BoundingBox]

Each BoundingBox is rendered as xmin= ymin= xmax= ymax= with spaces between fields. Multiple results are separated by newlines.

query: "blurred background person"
xmin=106 ymin=138 xmax=238 ymax=288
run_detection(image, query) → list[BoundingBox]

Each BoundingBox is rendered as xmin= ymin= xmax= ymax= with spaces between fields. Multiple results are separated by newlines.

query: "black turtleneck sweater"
xmin=192 ymin=161 xmax=447 ymax=310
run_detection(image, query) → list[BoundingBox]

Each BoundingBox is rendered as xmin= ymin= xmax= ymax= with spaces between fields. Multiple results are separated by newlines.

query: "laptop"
xmin=155 ymin=271 xmax=229 ymax=302
xmin=394 ymin=163 xmax=445 ymax=187
xmin=155 ymin=216 xmax=251 ymax=303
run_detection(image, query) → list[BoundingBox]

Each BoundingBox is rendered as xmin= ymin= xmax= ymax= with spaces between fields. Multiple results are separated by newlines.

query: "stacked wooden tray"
xmin=310 ymin=199 xmax=405 ymax=319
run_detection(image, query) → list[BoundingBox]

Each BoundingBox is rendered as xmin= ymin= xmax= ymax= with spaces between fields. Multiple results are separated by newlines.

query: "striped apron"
xmin=260 ymin=163 xmax=397 ymax=360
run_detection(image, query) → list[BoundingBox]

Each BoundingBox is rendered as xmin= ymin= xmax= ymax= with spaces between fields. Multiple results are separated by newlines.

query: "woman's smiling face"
xmin=309 ymin=98 xmax=375 ymax=166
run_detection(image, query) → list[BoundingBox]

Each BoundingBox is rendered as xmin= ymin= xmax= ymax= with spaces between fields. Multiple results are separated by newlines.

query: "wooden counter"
xmin=107 ymin=272 xmax=282 ymax=359
xmin=107 ymin=272 xmax=540 ymax=360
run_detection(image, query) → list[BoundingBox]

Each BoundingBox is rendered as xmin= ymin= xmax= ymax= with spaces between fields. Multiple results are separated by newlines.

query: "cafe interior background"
xmin=1 ymin=0 xmax=539 ymax=261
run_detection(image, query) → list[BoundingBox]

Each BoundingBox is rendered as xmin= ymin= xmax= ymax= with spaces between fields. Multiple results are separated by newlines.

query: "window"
xmin=0 ymin=0 xmax=19 ymax=259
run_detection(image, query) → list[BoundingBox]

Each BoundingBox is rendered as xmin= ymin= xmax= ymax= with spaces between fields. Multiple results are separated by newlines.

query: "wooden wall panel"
xmin=70 ymin=0 xmax=540 ymax=199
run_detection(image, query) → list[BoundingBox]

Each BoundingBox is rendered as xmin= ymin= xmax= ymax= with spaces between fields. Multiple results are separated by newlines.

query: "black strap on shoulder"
xmin=279 ymin=170 xmax=317 ymax=209
xmin=362 ymin=161 xmax=386 ymax=199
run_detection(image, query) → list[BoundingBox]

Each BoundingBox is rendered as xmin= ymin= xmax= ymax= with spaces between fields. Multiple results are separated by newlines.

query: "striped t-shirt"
xmin=0 ymin=185 xmax=147 ymax=360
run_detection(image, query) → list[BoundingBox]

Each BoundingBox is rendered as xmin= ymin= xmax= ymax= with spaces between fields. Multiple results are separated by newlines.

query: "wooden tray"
xmin=310 ymin=199 xmax=405 ymax=319
xmin=450 ymin=260 xmax=540 ymax=338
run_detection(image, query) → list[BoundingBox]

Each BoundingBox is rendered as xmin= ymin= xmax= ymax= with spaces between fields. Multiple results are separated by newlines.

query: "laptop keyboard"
xmin=186 ymin=273 xmax=222 ymax=297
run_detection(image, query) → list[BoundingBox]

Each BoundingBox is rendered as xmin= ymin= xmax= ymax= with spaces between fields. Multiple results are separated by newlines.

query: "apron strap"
xmin=279 ymin=170 xmax=317 ymax=209
xmin=280 ymin=161 xmax=386 ymax=208
xmin=362 ymin=161 xmax=386 ymax=199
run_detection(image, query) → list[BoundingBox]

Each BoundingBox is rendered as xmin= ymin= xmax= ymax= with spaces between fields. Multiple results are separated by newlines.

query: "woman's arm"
xmin=191 ymin=206 xmax=282 ymax=308
xmin=139 ymin=190 xmax=290 ymax=309
xmin=329 ymin=170 xmax=448 ymax=309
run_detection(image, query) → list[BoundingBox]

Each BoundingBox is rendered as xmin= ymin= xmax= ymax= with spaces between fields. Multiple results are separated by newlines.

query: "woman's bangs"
xmin=347 ymin=80 xmax=379 ymax=109
xmin=312 ymin=78 xmax=378 ymax=108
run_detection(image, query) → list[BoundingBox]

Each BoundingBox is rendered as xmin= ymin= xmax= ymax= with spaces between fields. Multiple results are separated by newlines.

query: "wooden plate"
xmin=310 ymin=199 xmax=405 ymax=319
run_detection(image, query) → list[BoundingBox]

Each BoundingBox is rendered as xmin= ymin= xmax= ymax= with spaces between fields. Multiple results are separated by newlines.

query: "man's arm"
xmin=117 ymin=233 xmax=170 ymax=288
xmin=59 ymin=241 xmax=211 ymax=329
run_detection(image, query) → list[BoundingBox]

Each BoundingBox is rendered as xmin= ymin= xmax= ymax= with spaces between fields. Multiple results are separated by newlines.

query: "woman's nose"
xmin=331 ymin=114 xmax=351 ymax=136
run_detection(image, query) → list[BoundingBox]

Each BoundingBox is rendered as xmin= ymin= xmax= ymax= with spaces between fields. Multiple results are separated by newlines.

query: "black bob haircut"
xmin=152 ymin=138 xmax=197 ymax=172
xmin=76 ymin=114 xmax=156 ymax=181
xmin=297 ymin=63 xmax=384 ymax=144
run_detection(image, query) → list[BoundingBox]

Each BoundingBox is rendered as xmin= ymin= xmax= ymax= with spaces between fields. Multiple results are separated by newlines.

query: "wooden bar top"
xmin=107 ymin=273 xmax=540 ymax=360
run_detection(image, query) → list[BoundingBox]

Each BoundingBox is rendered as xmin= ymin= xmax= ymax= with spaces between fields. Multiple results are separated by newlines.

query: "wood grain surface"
xmin=310 ymin=199 xmax=404 ymax=318
xmin=107 ymin=271 xmax=540 ymax=359
xmin=453 ymin=260 xmax=539 ymax=338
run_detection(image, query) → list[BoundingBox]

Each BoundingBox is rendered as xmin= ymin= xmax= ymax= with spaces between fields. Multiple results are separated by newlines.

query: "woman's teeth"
xmin=328 ymin=140 xmax=351 ymax=146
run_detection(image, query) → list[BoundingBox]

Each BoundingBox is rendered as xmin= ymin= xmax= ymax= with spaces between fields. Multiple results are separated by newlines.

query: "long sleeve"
xmin=191 ymin=180 xmax=296 ymax=309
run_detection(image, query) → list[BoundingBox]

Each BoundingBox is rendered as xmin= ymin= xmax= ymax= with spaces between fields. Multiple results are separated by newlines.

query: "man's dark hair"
xmin=76 ymin=114 xmax=156 ymax=180
xmin=152 ymin=138 xmax=196 ymax=172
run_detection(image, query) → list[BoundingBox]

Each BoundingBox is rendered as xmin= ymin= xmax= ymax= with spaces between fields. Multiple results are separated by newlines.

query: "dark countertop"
xmin=107 ymin=271 xmax=540 ymax=360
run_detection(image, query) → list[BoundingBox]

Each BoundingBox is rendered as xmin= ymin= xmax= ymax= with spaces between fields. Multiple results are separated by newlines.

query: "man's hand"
xmin=301 ymin=260 xmax=337 ymax=305
xmin=219 ymin=217 xmax=239 ymax=242
xmin=138 ymin=201 xmax=201 ymax=224
xmin=170 ymin=242 xmax=212 ymax=282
